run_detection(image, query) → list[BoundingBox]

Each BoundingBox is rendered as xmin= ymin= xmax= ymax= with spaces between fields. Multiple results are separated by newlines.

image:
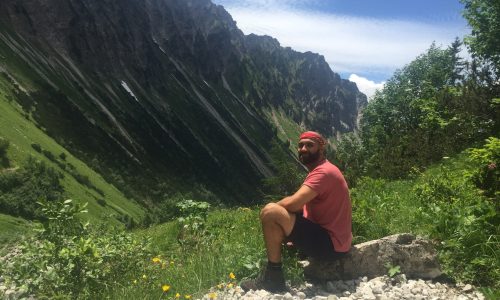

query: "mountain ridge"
xmin=0 ymin=0 xmax=366 ymax=210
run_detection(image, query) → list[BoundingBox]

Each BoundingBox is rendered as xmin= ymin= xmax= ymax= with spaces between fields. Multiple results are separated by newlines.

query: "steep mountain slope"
xmin=0 ymin=0 xmax=366 ymax=207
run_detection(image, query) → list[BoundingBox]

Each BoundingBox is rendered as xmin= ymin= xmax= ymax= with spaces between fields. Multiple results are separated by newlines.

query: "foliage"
xmin=262 ymin=140 xmax=305 ymax=199
xmin=462 ymin=0 xmax=500 ymax=76
xmin=0 ymin=136 xmax=9 ymax=167
xmin=351 ymin=152 xmax=499 ymax=289
xmin=0 ymin=156 xmax=64 ymax=219
xmin=332 ymin=132 xmax=366 ymax=186
xmin=384 ymin=263 xmax=401 ymax=278
xmin=346 ymin=40 xmax=498 ymax=181
xmin=468 ymin=137 xmax=500 ymax=198
xmin=0 ymin=198 xmax=150 ymax=299
xmin=176 ymin=199 xmax=211 ymax=232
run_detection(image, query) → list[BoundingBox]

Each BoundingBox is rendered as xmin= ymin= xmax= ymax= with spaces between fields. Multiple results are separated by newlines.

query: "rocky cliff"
xmin=0 ymin=0 xmax=366 ymax=205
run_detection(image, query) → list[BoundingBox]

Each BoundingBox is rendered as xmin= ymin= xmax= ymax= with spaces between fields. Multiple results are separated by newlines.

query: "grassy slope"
xmin=0 ymin=213 xmax=28 ymax=246
xmin=0 ymin=78 xmax=145 ymax=237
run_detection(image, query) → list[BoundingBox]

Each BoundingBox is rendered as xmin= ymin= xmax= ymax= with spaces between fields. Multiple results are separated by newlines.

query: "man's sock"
xmin=267 ymin=261 xmax=282 ymax=269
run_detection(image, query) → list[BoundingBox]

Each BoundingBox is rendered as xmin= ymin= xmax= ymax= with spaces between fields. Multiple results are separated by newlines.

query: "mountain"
xmin=0 ymin=0 xmax=366 ymax=210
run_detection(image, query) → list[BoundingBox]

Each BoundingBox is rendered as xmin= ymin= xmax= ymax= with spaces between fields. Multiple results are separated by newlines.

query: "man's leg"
xmin=240 ymin=203 xmax=295 ymax=292
xmin=260 ymin=203 xmax=296 ymax=263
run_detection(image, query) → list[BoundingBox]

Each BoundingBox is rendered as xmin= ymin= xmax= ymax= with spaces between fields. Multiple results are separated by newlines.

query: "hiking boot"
xmin=240 ymin=263 xmax=287 ymax=293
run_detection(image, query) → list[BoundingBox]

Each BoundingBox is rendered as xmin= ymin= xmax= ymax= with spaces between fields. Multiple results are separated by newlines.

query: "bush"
xmin=468 ymin=137 xmax=500 ymax=198
xmin=30 ymin=143 xmax=42 ymax=153
xmin=0 ymin=199 xmax=150 ymax=298
xmin=0 ymin=137 xmax=10 ymax=167
xmin=0 ymin=157 xmax=64 ymax=219
xmin=415 ymin=165 xmax=499 ymax=288
xmin=42 ymin=149 xmax=56 ymax=162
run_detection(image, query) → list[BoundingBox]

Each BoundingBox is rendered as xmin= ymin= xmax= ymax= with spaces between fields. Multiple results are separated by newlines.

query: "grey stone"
xmin=325 ymin=281 xmax=336 ymax=293
xmin=296 ymin=292 xmax=306 ymax=299
xmin=304 ymin=233 xmax=441 ymax=281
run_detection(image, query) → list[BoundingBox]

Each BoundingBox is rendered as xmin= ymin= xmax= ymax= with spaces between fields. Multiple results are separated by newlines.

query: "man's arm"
xmin=277 ymin=185 xmax=318 ymax=213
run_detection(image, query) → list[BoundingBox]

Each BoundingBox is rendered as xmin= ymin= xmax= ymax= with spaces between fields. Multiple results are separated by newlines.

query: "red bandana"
xmin=299 ymin=131 xmax=325 ymax=145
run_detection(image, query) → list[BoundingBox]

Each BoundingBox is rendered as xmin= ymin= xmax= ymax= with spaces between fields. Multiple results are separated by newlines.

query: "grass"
xmin=0 ymin=213 xmax=29 ymax=248
xmin=264 ymin=107 xmax=303 ymax=152
xmin=106 ymin=207 xmax=266 ymax=299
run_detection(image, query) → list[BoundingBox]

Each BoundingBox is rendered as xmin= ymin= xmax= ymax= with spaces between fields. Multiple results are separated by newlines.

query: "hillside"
xmin=0 ymin=84 xmax=145 ymax=231
xmin=0 ymin=0 xmax=366 ymax=210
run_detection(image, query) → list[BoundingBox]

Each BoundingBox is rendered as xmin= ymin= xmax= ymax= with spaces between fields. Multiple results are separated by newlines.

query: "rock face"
xmin=304 ymin=233 xmax=442 ymax=281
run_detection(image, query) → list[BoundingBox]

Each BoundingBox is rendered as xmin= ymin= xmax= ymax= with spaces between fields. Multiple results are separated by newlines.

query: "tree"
xmin=461 ymin=0 xmax=500 ymax=76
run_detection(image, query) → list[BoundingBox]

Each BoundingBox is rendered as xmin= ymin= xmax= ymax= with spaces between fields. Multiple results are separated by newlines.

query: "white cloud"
xmin=215 ymin=0 xmax=469 ymax=82
xmin=349 ymin=74 xmax=385 ymax=100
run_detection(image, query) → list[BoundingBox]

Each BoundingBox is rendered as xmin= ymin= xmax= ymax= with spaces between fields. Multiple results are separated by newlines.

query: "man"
xmin=241 ymin=131 xmax=352 ymax=292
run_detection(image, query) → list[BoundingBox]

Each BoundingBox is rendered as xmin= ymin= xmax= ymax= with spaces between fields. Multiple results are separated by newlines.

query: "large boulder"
xmin=303 ymin=233 xmax=442 ymax=281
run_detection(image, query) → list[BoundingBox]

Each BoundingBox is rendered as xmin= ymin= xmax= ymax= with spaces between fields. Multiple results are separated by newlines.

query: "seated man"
xmin=241 ymin=131 xmax=352 ymax=292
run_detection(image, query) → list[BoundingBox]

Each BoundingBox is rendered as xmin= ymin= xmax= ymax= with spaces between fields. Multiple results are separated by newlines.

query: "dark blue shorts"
xmin=286 ymin=213 xmax=347 ymax=260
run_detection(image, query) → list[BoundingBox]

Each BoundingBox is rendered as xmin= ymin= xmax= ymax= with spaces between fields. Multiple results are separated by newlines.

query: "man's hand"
xmin=277 ymin=185 xmax=318 ymax=212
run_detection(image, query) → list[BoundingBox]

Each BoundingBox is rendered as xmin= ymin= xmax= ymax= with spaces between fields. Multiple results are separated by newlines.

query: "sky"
xmin=211 ymin=0 xmax=470 ymax=99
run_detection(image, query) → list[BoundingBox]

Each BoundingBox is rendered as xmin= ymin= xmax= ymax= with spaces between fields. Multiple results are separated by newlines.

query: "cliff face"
xmin=0 ymin=0 xmax=366 ymax=204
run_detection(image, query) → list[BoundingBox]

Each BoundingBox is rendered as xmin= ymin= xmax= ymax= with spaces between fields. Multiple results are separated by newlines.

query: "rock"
xmin=305 ymin=234 xmax=441 ymax=281
xmin=462 ymin=284 xmax=473 ymax=293
xmin=325 ymin=281 xmax=336 ymax=293
xmin=296 ymin=291 xmax=306 ymax=299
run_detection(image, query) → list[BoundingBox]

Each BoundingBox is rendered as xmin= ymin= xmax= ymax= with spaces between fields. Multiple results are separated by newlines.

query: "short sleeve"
xmin=303 ymin=168 xmax=329 ymax=196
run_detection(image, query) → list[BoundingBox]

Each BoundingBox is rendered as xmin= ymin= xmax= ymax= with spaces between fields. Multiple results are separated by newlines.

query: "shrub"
xmin=415 ymin=165 xmax=499 ymax=288
xmin=42 ymin=149 xmax=56 ymax=161
xmin=468 ymin=137 xmax=500 ymax=198
xmin=0 ymin=137 xmax=10 ymax=167
xmin=30 ymin=143 xmax=42 ymax=153
xmin=0 ymin=199 xmax=150 ymax=298
xmin=0 ymin=137 xmax=9 ymax=158
xmin=0 ymin=157 xmax=64 ymax=219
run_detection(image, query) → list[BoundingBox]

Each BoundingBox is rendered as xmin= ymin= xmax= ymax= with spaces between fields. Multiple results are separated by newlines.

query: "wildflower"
xmin=217 ymin=283 xmax=223 ymax=289
xmin=175 ymin=293 xmax=180 ymax=298
xmin=142 ymin=274 xmax=147 ymax=280
xmin=133 ymin=279 xmax=137 ymax=284
xmin=152 ymin=257 xmax=161 ymax=264
xmin=162 ymin=285 xmax=171 ymax=293
xmin=170 ymin=260 xmax=175 ymax=266
xmin=185 ymin=295 xmax=192 ymax=299
xmin=227 ymin=283 xmax=234 ymax=289
xmin=488 ymin=162 xmax=496 ymax=170
xmin=162 ymin=262 xmax=167 ymax=269
xmin=209 ymin=292 xmax=217 ymax=299
xmin=229 ymin=272 xmax=236 ymax=280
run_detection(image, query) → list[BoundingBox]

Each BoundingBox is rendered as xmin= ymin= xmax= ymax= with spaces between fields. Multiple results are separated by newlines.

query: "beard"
xmin=299 ymin=150 xmax=321 ymax=165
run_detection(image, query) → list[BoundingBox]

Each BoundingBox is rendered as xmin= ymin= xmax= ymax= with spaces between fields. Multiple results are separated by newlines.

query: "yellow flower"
xmin=162 ymin=285 xmax=171 ymax=293
xmin=184 ymin=295 xmax=192 ymax=299
xmin=229 ymin=272 xmax=236 ymax=280
xmin=170 ymin=260 xmax=175 ymax=266
xmin=227 ymin=283 xmax=234 ymax=289
xmin=152 ymin=257 xmax=161 ymax=264
xmin=175 ymin=293 xmax=180 ymax=298
xmin=161 ymin=262 xmax=167 ymax=269
xmin=217 ymin=284 xmax=223 ymax=289
xmin=133 ymin=279 xmax=137 ymax=284
xmin=209 ymin=292 xmax=217 ymax=299
xmin=142 ymin=274 xmax=147 ymax=280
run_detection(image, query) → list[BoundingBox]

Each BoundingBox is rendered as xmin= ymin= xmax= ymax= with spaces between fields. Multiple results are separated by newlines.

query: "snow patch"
xmin=121 ymin=81 xmax=139 ymax=102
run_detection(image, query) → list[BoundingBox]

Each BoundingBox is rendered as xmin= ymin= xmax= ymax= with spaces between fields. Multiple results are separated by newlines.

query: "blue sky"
xmin=212 ymin=0 xmax=470 ymax=98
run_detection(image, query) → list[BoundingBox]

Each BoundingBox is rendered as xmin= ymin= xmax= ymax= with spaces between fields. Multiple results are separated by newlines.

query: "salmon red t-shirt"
xmin=302 ymin=159 xmax=352 ymax=252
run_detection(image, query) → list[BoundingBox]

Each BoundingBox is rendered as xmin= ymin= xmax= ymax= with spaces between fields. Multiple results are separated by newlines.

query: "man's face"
xmin=298 ymin=138 xmax=322 ymax=164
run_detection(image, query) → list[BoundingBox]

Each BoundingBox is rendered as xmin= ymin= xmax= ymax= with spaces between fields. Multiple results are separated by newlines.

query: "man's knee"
xmin=260 ymin=203 xmax=284 ymax=222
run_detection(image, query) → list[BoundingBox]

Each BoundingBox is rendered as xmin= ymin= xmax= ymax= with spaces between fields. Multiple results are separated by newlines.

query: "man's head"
xmin=297 ymin=131 xmax=326 ymax=165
